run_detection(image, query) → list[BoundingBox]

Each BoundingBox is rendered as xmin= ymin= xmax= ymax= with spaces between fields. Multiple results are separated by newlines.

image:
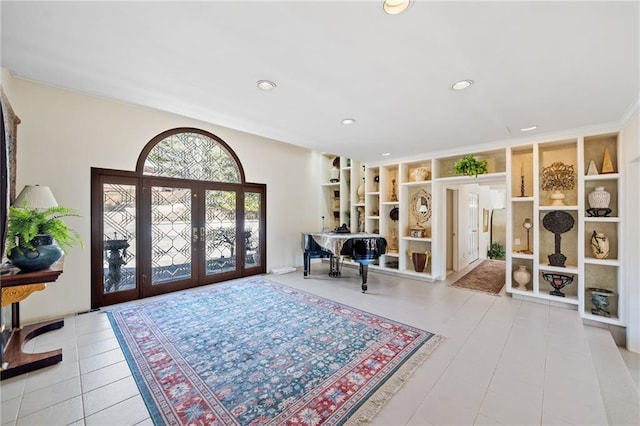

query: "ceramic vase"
xmin=329 ymin=166 xmax=340 ymax=183
xmin=513 ymin=265 xmax=531 ymax=290
xmin=410 ymin=167 xmax=428 ymax=182
xmin=411 ymin=252 xmax=427 ymax=273
xmin=8 ymin=234 xmax=63 ymax=272
xmin=550 ymin=190 xmax=566 ymax=206
xmin=588 ymin=288 xmax=614 ymax=317
xmin=588 ymin=186 xmax=610 ymax=209
xmin=590 ymin=231 xmax=610 ymax=259
xmin=357 ymin=178 xmax=365 ymax=203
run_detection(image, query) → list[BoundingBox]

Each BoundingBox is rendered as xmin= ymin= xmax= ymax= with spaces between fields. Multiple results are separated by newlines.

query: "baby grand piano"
xmin=302 ymin=232 xmax=387 ymax=292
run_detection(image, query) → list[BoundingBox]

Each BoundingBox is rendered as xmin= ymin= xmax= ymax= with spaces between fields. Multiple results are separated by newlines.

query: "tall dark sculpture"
xmin=104 ymin=235 xmax=130 ymax=292
xmin=542 ymin=211 xmax=574 ymax=267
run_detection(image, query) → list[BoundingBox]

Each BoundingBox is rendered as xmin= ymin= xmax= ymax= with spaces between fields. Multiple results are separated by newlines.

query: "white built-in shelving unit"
xmin=320 ymin=130 xmax=624 ymax=327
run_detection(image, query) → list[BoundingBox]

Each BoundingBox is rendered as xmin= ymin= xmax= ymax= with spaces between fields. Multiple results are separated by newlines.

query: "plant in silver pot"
xmin=5 ymin=205 xmax=82 ymax=272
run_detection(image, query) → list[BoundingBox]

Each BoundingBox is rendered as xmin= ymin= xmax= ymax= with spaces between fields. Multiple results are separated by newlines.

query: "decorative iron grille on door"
xmin=91 ymin=128 xmax=266 ymax=308
xmin=102 ymin=182 xmax=136 ymax=293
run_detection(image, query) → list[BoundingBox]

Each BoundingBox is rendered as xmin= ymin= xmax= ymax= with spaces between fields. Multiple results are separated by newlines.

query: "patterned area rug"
xmin=107 ymin=277 xmax=443 ymax=425
xmin=450 ymin=259 xmax=506 ymax=295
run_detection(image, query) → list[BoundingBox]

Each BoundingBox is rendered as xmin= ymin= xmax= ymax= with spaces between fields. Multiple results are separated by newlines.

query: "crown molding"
xmin=366 ymin=120 xmax=625 ymax=167
xmin=620 ymin=95 xmax=640 ymax=127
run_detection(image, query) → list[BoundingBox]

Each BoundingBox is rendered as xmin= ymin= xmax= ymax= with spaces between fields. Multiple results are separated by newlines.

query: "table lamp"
xmin=13 ymin=185 xmax=58 ymax=209
xmin=521 ymin=218 xmax=533 ymax=254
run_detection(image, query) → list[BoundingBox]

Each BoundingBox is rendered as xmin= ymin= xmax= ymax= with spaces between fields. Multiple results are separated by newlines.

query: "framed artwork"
xmin=1 ymin=92 xmax=6 ymax=258
xmin=1 ymin=87 xmax=20 ymax=204
xmin=483 ymin=208 xmax=489 ymax=232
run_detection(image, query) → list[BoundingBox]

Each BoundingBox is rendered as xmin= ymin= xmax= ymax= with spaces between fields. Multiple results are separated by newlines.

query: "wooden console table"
xmin=1 ymin=261 xmax=64 ymax=380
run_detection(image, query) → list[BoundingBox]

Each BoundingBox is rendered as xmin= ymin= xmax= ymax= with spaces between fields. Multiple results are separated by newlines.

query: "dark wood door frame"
xmin=91 ymin=168 xmax=266 ymax=309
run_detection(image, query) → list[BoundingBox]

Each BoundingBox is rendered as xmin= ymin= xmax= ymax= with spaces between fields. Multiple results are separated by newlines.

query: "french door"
xmin=92 ymin=172 xmax=266 ymax=308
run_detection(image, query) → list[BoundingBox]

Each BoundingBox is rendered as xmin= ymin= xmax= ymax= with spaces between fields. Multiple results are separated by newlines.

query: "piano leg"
xmin=361 ymin=264 xmax=368 ymax=293
xmin=329 ymin=255 xmax=341 ymax=277
xmin=303 ymin=252 xmax=310 ymax=278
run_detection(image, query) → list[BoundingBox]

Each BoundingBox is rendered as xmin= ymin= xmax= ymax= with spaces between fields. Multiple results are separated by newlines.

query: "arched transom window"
xmin=142 ymin=130 xmax=242 ymax=183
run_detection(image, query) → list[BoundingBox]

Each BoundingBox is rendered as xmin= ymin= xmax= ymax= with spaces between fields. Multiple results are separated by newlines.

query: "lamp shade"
xmin=490 ymin=189 xmax=506 ymax=209
xmin=12 ymin=185 xmax=58 ymax=209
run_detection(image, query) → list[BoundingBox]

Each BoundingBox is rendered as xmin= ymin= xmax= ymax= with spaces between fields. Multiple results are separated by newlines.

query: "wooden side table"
xmin=1 ymin=261 xmax=64 ymax=380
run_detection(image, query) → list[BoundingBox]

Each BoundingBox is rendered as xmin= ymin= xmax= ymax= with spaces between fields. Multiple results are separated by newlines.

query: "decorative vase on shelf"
xmin=357 ymin=178 xmax=365 ymax=203
xmin=329 ymin=166 xmax=340 ymax=183
xmin=410 ymin=167 xmax=428 ymax=182
xmin=549 ymin=190 xmax=566 ymax=206
xmin=588 ymin=187 xmax=610 ymax=209
xmin=541 ymin=162 xmax=575 ymax=206
xmin=590 ymin=231 xmax=610 ymax=259
xmin=513 ymin=265 xmax=531 ymax=290
xmin=8 ymin=234 xmax=63 ymax=272
xmin=409 ymin=251 xmax=428 ymax=273
xmin=541 ymin=272 xmax=574 ymax=297
xmin=588 ymin=288 xmax=615 ymax=317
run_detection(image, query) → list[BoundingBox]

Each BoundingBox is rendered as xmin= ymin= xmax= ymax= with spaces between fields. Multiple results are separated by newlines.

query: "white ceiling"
xmin=1 ymin=1 xmax=638 ymax=163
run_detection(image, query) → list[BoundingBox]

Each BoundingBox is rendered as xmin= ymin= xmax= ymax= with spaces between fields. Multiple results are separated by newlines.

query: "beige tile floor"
xmin=1 ymin=261 xmax=639 ymax=425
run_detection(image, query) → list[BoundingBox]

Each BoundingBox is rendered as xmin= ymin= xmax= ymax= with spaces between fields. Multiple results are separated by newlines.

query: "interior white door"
xmin=468 ymin=193 xmax=479 ymax=262
xmin=447 ymin=189 xmax=458 ymax=272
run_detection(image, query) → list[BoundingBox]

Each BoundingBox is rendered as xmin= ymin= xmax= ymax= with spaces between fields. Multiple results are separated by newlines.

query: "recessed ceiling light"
xmin=383 ymin=0 xmax=411 ymax=15
xmin=520 ymin=125 xmax=538 ymax=132
xmin=381 ymin=152 xmax=391 ymax=157
xmin=341 ymin=118 xmax=356 ymax=125
xmin=256 ymin=80 xmax=276 ymax=91
xmin=451 ymin=80 xmax=473 ymax=90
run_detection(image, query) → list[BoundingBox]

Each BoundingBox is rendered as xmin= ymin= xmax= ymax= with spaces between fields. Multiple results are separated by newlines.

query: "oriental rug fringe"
xmin=107 ymin=277 xmax=443 ymax=425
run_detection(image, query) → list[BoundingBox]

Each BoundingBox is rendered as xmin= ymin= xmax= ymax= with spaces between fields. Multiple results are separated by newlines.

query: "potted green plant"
xmin=487 ymin=242 xmax=506 ymax=260
xmin=453 ymin=154 xmax=488 ymax=177
xmin=5 ymin=205 xmax=82 ymax=271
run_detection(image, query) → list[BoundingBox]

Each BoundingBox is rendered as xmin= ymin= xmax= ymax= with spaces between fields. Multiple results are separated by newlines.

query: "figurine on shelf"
xmin=357 ymin=206 xmax=365 ymax=233
xmin=330 ymin=157 xmax=340 ymax=183
xmin=390 ymin=178 xmax=398 ymax=202
xmin=388 ymin=226 xmax=398 ymax=252
xmin=357 ymin=165 xmax=365 ymax=203
xmin=542 ymin=210 xmax=574 ymax=267
xmin=601 ymin=147 xmax=615 ymax=174
xmin=519 ymin=161 xmax=526 ymax=197
xmin=586 ymin=160 xmax=599 ymax=175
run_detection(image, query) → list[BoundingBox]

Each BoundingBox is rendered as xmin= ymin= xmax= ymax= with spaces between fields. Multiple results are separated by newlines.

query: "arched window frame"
xmin=135 ymin=127 xmax=246 ymax=183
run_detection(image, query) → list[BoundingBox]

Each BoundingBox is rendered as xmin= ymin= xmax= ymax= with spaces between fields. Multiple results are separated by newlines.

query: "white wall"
xmin=2 ymin=71 xmax=322 ymax=323
xmin=3 ymin=71 xmax=639 ymax=353
xmin=621 ymin=112 xmax=640 ymax=352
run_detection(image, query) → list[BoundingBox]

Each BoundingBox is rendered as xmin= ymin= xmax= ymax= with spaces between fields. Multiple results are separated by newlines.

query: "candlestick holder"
xmin=520 ymin=175 xmax=525 ymax=197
